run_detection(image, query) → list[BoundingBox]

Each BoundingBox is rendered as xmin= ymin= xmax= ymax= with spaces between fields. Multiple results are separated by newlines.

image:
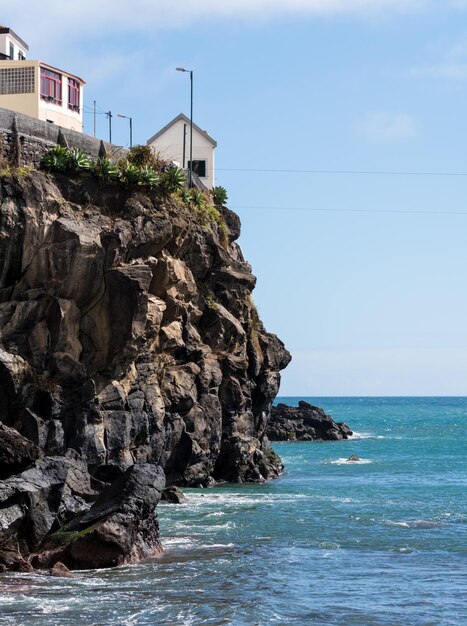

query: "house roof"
xmin=40 ymin=61 xmax=86 ymax=85
xmin=0 ymin=26 xmax=29 ymax=51
xmin=147 ymin=113 xmax=217 ymax=148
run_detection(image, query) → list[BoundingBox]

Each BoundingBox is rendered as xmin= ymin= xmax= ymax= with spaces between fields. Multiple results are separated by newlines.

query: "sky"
xmin=4 ymin=1 xmax=467 ymax=395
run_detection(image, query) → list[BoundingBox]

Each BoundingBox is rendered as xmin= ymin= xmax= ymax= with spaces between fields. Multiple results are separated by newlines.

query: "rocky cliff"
xmin=267 ymin=401 xmax=352 ymax=441
xmin=0 ymin=170 xmax=290 ymax=484
xmin=0 ymin=169 xmax=290 ymax=571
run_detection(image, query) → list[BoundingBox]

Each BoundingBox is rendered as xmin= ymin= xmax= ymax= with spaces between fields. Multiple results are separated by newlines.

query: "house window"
xmin=68 ymin=78 xmax=80 ymax=112
xmin=40 ymin=67 xmax=62 ymax=105
xmin=9 ymin=43 xmax=14 ymax=60
xmin=18 ymin=51 xmax=25 ymax=60
xmin=188 ymin=160 xmax=206 ymax=177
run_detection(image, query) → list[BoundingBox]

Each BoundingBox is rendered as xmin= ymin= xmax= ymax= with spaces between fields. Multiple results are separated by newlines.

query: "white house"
xmin=0 ymin=24 xmax=28 ymax=61
xmin=147 ymin=113 xmax=217 ymax=189
xmin=0 ymin=24 xmax=85 ymax=132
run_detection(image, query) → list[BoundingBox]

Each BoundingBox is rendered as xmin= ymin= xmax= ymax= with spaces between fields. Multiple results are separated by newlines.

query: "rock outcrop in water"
xmin=0 ymin=169 xmax=290 ymax=571
xmin=267 ymin=401 xmax=352 ymax=441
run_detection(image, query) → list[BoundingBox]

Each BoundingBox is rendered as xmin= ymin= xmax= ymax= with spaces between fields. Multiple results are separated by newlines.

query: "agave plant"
xmin=41 ymin=145 xmax=71 ymax=172
xmin=191 ymin=191 xmax=206 ymax=209
xmin=118 ymin=160 xmax=142 ymax=184
xmin=212 ymin=185 xmax=228 ymax=208
xmin=160 ymin=166 xmax=186 ymax=193
xmin=139 ymin=166 xmax=159 ymax=188
xmin=68 ymin=147 xmax=93 ymax=172
xmin=180 ymin=189 xmax=192 ymax=206
xmin=92 ymin=157 xmax=119 ymax=181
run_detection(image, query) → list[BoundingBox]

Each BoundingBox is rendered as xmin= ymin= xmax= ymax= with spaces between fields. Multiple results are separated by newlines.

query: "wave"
xmin=178 ymin=492 xmax=309 ymax=509
xmin=323 ymin=457 xmax=373 ymax=465
xmin=318 ymin=542 xmax=340 ymax=550
xmin=348 ymin=431 xmax=386 ymax=440
xmin=162 ymin=537 xmax=194 ymax=547
xmin=383 ymin=519 xmax=446 ymax=529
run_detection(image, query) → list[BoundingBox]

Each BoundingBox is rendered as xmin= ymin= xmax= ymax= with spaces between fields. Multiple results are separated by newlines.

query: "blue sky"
xmin=5 ymin=1 xmax=467 ymax=395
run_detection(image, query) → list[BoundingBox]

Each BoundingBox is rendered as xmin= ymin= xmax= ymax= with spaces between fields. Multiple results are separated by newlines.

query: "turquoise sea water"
xmin=1 ymin=397 xmax=466 ymax=625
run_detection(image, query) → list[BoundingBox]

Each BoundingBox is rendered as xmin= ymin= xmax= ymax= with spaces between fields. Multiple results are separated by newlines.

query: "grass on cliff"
xmin=6 ymin=144 xmax=230 ymax=247
xmin=178 ymin=188 xmax=229 ymax=247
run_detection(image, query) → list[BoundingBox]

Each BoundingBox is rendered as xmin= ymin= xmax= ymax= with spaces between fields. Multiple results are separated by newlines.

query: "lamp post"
xmin=106 ymin=110 xmax=113 ymax=143
xmin=117 ymin=113 xmax=133 ymax=148
xmin=176 ymin=67 xmax=193 ymax=187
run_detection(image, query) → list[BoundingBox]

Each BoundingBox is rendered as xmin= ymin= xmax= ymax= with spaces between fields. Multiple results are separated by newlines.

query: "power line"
xmin=232 ymin=205 xmax=467 ymax=216
xmin=218 ymin=167 xmax=467 ymax=177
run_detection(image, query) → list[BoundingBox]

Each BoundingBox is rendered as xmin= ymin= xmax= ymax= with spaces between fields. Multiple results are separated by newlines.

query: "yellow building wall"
xmin=0 ymin=60 xmax=84 ymax=133
xmin=0 ymin=60 xmax=39 ymax=118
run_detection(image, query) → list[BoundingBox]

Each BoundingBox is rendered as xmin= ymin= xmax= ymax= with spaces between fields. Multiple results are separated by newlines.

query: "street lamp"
xmin=176 ymin=67 xmax=193 ymax=187
xmin=117 ymin=113 xmax=133 ymax=148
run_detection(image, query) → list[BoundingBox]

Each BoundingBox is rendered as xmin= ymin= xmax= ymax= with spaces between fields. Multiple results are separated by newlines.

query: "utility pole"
xmin=106 ymin=111 xmax=113 ymax=143
xmin=182 ymin=123 xmax=187 ymax=168
xmin=176 ymin=67 xmax=194 ymax=187
xmin=117 ymin=114 xmax=133 ymax=148
xmin=93 ymin=100 xmax=96 ymax=138
xmin=189 ymin=70 xmax=193 ymax=187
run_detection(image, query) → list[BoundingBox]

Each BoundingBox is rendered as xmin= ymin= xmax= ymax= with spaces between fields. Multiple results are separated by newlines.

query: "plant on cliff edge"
xmin=212 ymin=185 xmax=228 ymax=208
xmin=41 ymin=145 xmax=72 ymax=172
xmin=159 ymin=166 xmax=186 ymax=193
xmin=127 ymin=145 xmax=168 ymax=172
xmin=92 ymin=157 xmax=119 ymax=181
xmin=118 ymin=160 xmax=143 ymax=184
xmin=68 ymin=147 xmax=93 ymax=172
xmin=138 ymin=166 xmax=160 ymax=188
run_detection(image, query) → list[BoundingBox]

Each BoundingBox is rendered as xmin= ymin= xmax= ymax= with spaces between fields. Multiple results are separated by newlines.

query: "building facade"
xmin=0 ymin=24 xmax=28 ymax=61
xmin=0 ymin=25 xmax=85 ymax=132
xmin=147 ymin=113 xmax=217 ymax=189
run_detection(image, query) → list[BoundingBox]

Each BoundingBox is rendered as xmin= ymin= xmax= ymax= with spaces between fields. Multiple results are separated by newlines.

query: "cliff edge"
xmin=0 ymin=170 xmax=290 ymax=484
xmin=0 ymin=169 xmax=290 ymax=571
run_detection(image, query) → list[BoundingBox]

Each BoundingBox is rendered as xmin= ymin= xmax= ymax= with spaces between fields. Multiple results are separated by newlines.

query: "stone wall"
xmin=0 ymin=106 xmax=117 ymax=167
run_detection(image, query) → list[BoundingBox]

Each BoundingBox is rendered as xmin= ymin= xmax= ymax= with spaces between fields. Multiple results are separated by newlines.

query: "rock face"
xmin=0 ymin=422 xmax=40 ymax=479
xmin=31 ymin=463 xmax=165 ymax=570
xmin=0 ymin=169 xmax=290 ymax=570
xmin=267 ymin=401 xmax=352 ymax=441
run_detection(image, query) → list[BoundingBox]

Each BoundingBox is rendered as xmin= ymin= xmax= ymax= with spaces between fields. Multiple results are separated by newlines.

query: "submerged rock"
xmin=267 ymin=401 xmax=352 ymax=442
xmin=161 ymin=485 xmax=187 ymax=504
xmin=50 ymin=561 xmax=74 ymax=577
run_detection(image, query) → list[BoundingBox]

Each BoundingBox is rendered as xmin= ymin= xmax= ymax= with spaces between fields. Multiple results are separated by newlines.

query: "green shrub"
xmin=92 ymin=157 xmax=119 ymax=181
xmin=118 ymin=160 xmax=142 ymax=184
xmin=212 ymin=185 xmax=228 ymax=208
xmin=42 ymin=145 xmax=72 ymax=172
xmin=139 ymin=165 xmax=159 ymax=188
xmin=127 ymin=145 xmax=155 ymax=168
xmin=160 ymin=166 xmax=186 ymax=193
xmin=68 ymin=147 xmax=93 ymax=172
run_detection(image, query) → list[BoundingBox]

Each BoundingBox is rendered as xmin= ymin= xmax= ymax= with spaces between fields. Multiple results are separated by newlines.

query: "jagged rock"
xmin=50 ymin=561 xmax=74 ymax=577
xmin=161 ymin=485 xmax=186 ymax=504
xmin=347 ymin=455 xmax=361 ymax=462
xmin=32 ymin=463 xmax=165 ymax=570
xmin=0 ymin=168 xmax=291 ymax=571
xmin=0 ymin=422 xmax=40 ymax=479
xmin=0 ymin=170 xmax=290 ymax=485
xmin=267 ymin=401 xmax=352 ymax=442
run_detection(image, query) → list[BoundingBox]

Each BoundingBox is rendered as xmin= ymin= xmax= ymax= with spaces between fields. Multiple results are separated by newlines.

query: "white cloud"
xmin=356 ymin=112 xmax=417 ymax=141
xmin=410 ymin=36 xmax=467 ymax=80
xmin=0 ymin=0 xmax=430 ymax=42
xmin=411 ymin=63 xmax=467 ymax=79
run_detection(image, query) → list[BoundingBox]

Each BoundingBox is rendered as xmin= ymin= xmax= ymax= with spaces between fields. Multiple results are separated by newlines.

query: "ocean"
xmin=1 ymin=397 xmax=466 ymax=625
